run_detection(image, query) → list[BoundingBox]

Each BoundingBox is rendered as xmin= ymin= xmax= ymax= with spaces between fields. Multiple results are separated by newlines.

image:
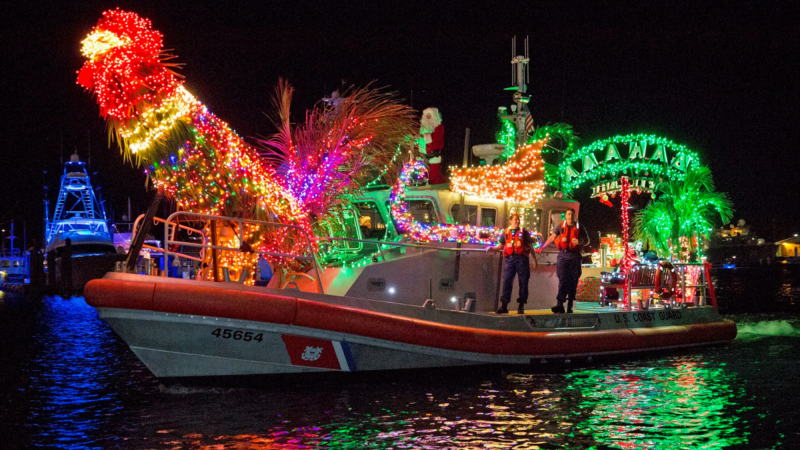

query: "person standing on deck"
xmin=418 ymin=107 xmax=446 ymax=184
xmin=537 ymin=208 xmax=590 ymax=313
xmin=487 ymin=213 xmax=535 ymax=314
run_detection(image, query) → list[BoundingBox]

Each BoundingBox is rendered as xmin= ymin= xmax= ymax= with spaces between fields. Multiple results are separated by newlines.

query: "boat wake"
xmin=736 ymin=320 xmax=800 ymax=340
xmin=157 ymin=383 xmax=237 ymax=395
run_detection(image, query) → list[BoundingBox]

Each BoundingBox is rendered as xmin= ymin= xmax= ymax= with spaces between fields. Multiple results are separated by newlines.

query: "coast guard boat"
xmin=82 ymin=38 xmax=735 ymax=379
xmin=85 ymin=203 xmax=734 ymax=379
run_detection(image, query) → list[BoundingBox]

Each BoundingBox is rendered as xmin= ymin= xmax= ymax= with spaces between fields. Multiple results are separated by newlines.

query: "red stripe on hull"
xmin=153 ymin=282 xmax=298 ymax=325
xmin=85 ymin=279 xmax=156 ymax=311
xmin=85 ymin=279 xmax=736 ymax=357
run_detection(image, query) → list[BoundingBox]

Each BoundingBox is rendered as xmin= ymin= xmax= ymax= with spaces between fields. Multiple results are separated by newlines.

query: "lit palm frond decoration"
xmin=635 ymin=163 xmax=733 ymax=259
xmin=258 ymin=80 xmax=418 ymax=220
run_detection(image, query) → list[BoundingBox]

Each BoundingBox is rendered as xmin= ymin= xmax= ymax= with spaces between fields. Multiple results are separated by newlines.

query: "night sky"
xmin=1 ymin=1 xmax=797 ymax=249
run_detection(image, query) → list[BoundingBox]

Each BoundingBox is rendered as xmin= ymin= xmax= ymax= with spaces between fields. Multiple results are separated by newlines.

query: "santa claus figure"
xmin=419 ymin=107 xmax=446 ymax=184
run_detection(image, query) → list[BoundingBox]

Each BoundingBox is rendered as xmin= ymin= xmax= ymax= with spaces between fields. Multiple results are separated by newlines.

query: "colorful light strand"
xmin=390 ymin=161 xmax=542 ymax=246
xmin=620 ymin=176 xmax=632 ymax=304
xmin=449 ymin=138 xmax=547 ymax=205
xmin=78 ymin=9 xmax=312 ymax=274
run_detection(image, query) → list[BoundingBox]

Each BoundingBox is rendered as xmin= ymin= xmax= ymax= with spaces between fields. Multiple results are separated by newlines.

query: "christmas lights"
xmin=390 ymin=161 xmax=542 ymax=247
xmin=258 ymin=81 xmax=417 ymax=220
xmin=633 ymin=164 xmax=733 ymax=262
xmin=496 ymin=116 xmax=516 ymax=159
xmin=78 ymin=9 xmax=312 ymax=276
xmin=450 ymin=139 xmax=547 ymax=205
xmin=556 ymin=134 xmax=701 ymax=195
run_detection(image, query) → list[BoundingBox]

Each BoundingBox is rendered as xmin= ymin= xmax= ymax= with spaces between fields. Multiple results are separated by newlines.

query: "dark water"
xmin=1 ymin=265 xmax=798 ymax=449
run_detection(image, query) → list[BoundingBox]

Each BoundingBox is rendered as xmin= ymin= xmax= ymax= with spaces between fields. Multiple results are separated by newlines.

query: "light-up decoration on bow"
xmin=77 ymin=9 xmax=312 ymax=274
xmin=449 ymin=138 xmax=547 ymax=205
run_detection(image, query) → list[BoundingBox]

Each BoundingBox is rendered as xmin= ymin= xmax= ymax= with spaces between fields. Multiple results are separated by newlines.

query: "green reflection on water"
xmin=159 ymin=356 xmax=751 ymax=448
xmin=563 ymin=356 xmax=747 ymax=449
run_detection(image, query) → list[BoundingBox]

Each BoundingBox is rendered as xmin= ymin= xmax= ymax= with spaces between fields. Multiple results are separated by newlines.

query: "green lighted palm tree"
xmin=634 ymin=163 xmax=733 ymax=260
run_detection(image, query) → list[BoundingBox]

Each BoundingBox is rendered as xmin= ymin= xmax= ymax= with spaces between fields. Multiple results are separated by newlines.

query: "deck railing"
xmin=617 ymin=262 xmax=713 ymax=311
xmin=161 ymin=212 xmax=325 ymax=294
xmin=153 ymin=214 xmax=490 ymax=296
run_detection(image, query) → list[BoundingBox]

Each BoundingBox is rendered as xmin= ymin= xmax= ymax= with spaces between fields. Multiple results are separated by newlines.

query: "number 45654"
xmin=211 ymin=328 xmax=263 ymax=342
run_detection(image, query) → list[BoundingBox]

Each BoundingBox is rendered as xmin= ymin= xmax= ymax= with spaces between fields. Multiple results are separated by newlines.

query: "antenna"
xmin=511 ymin=36 xmax=516 ymax=86
xmin=525 ymin=36 xmax=529 ymax=84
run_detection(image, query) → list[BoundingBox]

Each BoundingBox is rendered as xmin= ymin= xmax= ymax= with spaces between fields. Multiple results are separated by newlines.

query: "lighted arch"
xmin=556 ymin=134 xmax=700 ymax=197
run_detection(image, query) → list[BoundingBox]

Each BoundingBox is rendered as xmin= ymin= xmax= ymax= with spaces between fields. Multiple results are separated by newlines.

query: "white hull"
xmin=88 ymin=273 xmax=736 ymax=379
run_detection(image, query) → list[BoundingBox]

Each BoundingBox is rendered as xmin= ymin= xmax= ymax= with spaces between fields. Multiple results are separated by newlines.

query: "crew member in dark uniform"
xmin=537 ymin=208 xmax=590 ymax=313
xmin=487 ymin=213 xmax=535 ymax=314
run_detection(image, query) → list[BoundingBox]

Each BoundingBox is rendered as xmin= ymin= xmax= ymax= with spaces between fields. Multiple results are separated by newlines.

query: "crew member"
xmin=487 ymin=213 xmax=535 ymax=314
xmin=419 ymin=107 xmax=446 ymax=184
xmin=537 ymin=208 xmax=590 ymax=313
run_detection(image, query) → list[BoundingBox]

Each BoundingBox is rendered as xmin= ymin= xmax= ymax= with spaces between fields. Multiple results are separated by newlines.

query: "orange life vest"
xmin=503 ymin=227 xmax=530 ymax=257
xmin=555 ymin=221 xmax=581 ymax=250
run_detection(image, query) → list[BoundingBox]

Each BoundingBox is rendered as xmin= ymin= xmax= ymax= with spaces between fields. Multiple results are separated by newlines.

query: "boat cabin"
xmin=344 ymin=184 xmax=580 ymax=248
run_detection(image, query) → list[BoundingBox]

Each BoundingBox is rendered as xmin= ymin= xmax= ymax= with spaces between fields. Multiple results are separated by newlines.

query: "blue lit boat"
xmin=45 ymin=152 xmax=119 ymax=289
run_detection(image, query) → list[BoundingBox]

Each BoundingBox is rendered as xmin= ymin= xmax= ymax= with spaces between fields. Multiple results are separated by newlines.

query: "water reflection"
xmin=3 ymin=295 xmax=792 ymax=448
xmin=122 ymin=356 xmax=748 ymax=449
xmin=21 ymin=296 xmax=155 ymax=449
xmin=563 ymin=357 xmax=745 ymax=449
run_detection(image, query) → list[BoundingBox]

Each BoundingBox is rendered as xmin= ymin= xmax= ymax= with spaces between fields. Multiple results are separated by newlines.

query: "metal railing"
xmin=162 ymin=212 xmax=325 ymax=294
xmin=619 ymin=262 xmax=710 ymax=311
xmin=130 ymin=214 xmax=207 ymax=262
xmin=314 ymin=236 xmax=489 ymax=263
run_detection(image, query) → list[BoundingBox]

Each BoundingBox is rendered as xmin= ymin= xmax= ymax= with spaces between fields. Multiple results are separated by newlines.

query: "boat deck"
xmin=500 ymin=302 xmax=682 ymax=316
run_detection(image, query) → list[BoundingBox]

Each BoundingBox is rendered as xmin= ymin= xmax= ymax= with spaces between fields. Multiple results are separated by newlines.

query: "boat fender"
xmin=654 ymin=261 xmax=677 ymax=300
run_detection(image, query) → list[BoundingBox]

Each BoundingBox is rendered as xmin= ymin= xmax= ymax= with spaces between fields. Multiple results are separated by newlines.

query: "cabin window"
xmin=480 ymin=207 xmax=497 ymax=227
xmin=354 ymin=201 xmax=387 ymax=240
xmin=548 ymin=210 xmax=568 ymax=237
xmin=521 ymin=208 xmax=543 ymax=234
xmin=318 ymin=207 xmax=362 ymax=253
xmin=393 ymin=199 xmax=437 ymax=235
xmin=408 ymin=199 xmax=437 ymax=224
xmin=450 ymin=204 xmax=478 ymax=225
xmin=506 ymin=208 xmax=542 ymax=233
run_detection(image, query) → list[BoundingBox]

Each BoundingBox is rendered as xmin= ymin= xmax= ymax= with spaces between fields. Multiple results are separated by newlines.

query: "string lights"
xmin=619 ymin=176 xmax=632 ymax=306
xmin=449 ymin=138 xmax=547 ymax=205
xmin=557 ymin=134 xmax=700 ymax=195
xmin=390 ymin=161 xmax=542 ymax=246
xmin=258 ymin=81 xmax=417 ymax=221
xmin=78 ymin=9 xmax=312 ymax=276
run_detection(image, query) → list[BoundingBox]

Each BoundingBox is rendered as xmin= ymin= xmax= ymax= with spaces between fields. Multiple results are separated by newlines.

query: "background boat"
xmin=44 ymin=152 xmax=120 ymax=291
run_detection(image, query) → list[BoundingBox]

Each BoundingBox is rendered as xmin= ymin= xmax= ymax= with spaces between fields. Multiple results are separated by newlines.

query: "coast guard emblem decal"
xmin=301 ymin=346 xmax=323 ymax=361
xmin=281 ymin=334 xmax=355 ymax=371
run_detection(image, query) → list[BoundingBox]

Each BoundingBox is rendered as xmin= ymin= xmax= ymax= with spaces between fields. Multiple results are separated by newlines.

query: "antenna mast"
xmin=510 ymin=36 xmax=532 ymax=147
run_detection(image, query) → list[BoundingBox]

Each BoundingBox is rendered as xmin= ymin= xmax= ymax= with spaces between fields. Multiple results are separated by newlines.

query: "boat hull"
xmin=85 ymin=275 xmax=737 ymax=378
